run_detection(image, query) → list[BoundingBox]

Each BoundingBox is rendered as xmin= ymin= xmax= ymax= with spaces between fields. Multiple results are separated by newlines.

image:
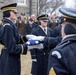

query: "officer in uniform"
xmin=30 ymin=14 xmax=53 ymax=75
xmin=48 ymin=7 xmax=76 ymax=75
xmin=0 ymin=3 xmax=43 ymax=75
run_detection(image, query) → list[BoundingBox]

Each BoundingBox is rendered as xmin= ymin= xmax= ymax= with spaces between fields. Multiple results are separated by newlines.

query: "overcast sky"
xmin=47 ymin=0 xmax=75 ymax=8
xmin=65 ymin=0 xmax=75 ymax=8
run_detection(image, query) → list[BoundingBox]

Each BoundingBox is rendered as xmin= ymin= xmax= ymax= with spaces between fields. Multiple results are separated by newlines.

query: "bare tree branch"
xmin=38 ymin=0 xmax=65 ymax=14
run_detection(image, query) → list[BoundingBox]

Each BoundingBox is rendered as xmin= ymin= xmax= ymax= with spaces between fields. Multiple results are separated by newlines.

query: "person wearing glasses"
xmin=0 ymin=3 xmax=43 ymax=75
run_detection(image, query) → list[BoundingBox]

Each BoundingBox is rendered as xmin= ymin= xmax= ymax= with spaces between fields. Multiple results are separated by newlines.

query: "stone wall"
xmin=0 ymin=0 xmax=37 ymax=19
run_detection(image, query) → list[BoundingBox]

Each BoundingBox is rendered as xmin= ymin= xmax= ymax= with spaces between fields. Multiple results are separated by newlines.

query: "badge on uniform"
xmin=52 ymin=51 xmax=61 ymax=59
xmin=49 ymin=67 xmax=56 ymax=75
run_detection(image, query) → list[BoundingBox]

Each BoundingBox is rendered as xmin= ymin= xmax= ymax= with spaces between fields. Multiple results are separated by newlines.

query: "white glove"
xmin=26 ymin=39 xmax=41 ymax=46
xmin=26 ymin=35 xmax=37 ymax=40
xmin=26 ymin=35 xmax=44 ymax=41
xmin=27 ymin=44 xmax=44 ymax=50
xmin=32 ymin=59 xmax=37 ymax=62
xmin=30 ymin=36 xmax=44 ymax=41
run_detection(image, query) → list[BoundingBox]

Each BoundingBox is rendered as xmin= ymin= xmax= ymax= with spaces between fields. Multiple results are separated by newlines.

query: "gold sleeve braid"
xmin=3 ymin=23 xmax=10 ymax=27
xmin=48 ymin=37 xmax=51 ymax=49
xmin=21 ymin=36 xmax=25 ymax=43
xmin=21 ymin=45 xmax=24 ymax=54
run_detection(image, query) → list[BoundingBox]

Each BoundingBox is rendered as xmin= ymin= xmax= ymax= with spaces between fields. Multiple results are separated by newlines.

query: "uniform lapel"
xmin=38 ymin=26 xmax=46 ymax=36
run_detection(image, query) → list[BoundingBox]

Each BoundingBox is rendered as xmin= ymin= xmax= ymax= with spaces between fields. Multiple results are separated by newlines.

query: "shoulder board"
xmin=3 ymin=23 xmax=10 ymax=27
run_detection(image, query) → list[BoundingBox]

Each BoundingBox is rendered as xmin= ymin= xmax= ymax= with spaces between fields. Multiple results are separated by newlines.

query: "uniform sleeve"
xmin=47 ymin=50 xmax=69 ymax=75
xmin=1 ymin=25 xmax=27 ymax=54
xmin=44 ymin=36 xmax=62 ymax=49
xmin=19 ymin=35 xmax=28 ymax=44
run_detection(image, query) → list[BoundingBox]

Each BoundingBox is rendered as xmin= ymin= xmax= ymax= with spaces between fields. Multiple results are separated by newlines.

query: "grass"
xmin=21 ymin=51 xmax=32 ymax=75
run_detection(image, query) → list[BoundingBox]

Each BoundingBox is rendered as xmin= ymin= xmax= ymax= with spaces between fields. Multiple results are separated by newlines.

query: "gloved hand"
xmin=26 ymin=35 xmax=37 ymax=40
xmin=30 ymin=36 xmax=44 ymax=41
xmin=26 ymin=35 xmax=44 ymax=41
xmin=26 ymin=39 xmax=42 ymax=46
xmin=32 ymin=59 xmax=37 ymax=62
xmin=25 ymin=39 xmax=44 ymax=50
xmin=27 ymin=44 xmax=44 ymax=50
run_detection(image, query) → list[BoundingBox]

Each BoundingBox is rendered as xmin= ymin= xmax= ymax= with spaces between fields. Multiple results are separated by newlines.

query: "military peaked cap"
xmin=1 ymin=3 xmax=17 ymax=13
xmin=59 ymin=8 xmax=76 ymax=24
xmin=37 ymin=14 xmax=49 ymax=22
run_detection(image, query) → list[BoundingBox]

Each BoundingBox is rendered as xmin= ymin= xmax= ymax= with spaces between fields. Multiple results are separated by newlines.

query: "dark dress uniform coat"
xmin=0 ymin=18 xmax=27 ymax=75
xmin=43 ymin=30 xmax=62 ymax=50
xmin=31 ymin=26 xmax=53 ymax=75
xmin=43 ymin=24 xmax=62 ymax=51
xmin=47 ymin=24 xmax=62 ymax=48
xmin=48 ymin=35 xmax=76 ymax=75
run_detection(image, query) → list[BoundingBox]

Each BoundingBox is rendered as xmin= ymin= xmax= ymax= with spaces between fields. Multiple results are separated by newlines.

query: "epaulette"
xmin=3 ymin=23 xmax=10 ymax=27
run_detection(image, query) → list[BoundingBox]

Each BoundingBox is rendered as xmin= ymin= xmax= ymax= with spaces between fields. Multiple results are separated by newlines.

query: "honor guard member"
xmin=30 ymin=14 xmax=53 ymax=75
xmin=0 ymin=3 xmax=43 ymax=75
xmin=48 ymin=8 xmax=76 ymax=75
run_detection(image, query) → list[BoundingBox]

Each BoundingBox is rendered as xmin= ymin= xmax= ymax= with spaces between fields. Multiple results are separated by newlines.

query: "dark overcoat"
xmin=0 ymin=18 xmax=27 ymax=75
xmin=48 ymin=35 xmax=76 ymax=75
xmin=30 ymin=26 xmax=53 ymax=75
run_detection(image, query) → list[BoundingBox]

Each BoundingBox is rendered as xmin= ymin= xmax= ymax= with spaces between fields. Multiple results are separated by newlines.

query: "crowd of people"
xmin=0 ymin=2 xmax=76 ymax=75
xmin=15 ymin=12 xmax=59 ymax=36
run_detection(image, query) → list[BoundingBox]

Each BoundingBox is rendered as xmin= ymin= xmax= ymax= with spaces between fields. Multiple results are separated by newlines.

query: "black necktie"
xmin=44 ymin=28 xmax=47 ymax=34
xmin=44 ymin=28 xmax=46 ymax=32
